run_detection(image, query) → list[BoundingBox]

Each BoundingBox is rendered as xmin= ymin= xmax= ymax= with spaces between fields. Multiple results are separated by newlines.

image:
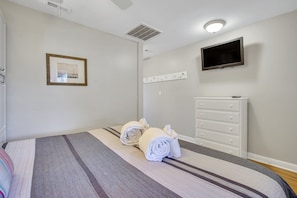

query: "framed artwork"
xmin=46 ymin=53 xmax=87 ymax=86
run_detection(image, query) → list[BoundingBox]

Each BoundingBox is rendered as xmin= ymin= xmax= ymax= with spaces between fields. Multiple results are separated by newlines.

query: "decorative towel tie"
xmin=163 ymin=125 xmax=181 ymax=158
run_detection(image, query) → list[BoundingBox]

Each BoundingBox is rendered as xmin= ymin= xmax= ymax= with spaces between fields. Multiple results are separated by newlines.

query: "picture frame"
xmin=46 ymin=53 xmax=87 ymax=86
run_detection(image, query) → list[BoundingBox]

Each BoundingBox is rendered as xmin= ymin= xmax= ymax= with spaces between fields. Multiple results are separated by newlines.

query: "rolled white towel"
xmin=120 ymin=118 xmax=150 ymax=146
xmin=120 ymin=121 xmax=143 ymax=145
xmin=163 ymin=125 xmax=181 ymax=158
xmin=139 ymin=128 xmax=172 ymax=162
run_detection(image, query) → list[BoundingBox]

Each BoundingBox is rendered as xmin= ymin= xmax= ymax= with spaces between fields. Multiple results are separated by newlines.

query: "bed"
xmin=1 ymin=126 xmax=296 ymax=198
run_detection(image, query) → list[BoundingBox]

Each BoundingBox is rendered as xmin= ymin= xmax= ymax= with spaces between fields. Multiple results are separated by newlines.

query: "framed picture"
xmin=46 ymin=53 xmax=87 ymax=86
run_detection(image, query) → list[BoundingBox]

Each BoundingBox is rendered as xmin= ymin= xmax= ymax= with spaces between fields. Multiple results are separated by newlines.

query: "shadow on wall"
xmin=246 ymin=101 xmax=265 ymax=153
xmin=195 ymin=43 xmax=263 ymax=84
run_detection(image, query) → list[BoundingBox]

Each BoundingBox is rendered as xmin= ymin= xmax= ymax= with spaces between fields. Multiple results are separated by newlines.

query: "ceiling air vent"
xmin=127 ymin=24 xmax=161 ymax=41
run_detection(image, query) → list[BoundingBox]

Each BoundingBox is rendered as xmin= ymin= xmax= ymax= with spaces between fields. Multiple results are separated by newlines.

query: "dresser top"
xmin=194 ymin=96 xmax=248 ymax=100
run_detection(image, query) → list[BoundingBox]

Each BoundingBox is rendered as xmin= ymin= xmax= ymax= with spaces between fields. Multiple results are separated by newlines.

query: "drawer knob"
xmin=229 ymin=128 xmax=233 ymax=131
xmin=229 ymin=139 xmax=233 ymax=143
xmin=200 ymin=133 xmax=204 ymax=136
xmin=0 ymin=68 xmax=4 ymax=71
xmin=229 ymin=116 xmax=233 ymax=120
xmin=200 ymin=123 xmax=204 ymax=127
xmin=229 ymin=104 xmax=233 ymax=108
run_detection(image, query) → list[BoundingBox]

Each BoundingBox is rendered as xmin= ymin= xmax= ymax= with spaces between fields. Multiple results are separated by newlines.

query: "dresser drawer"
xmin=196 ymin=119 xmax=239 ymax=135
xmin=196 ymin=110 xmax=239 ymax=123
xmin=196 ymin=100 xmax=240 ymax=112
xmin=196 ymin=138 xmax=240 ymax=156
xmin=196 ymin=129 xmax=239 ymax=147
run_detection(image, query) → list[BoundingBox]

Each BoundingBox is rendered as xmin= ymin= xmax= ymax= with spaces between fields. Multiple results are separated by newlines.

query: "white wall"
xmin=144 ymin=10 xmax=297 ymax=165
xmin=0 ymin=0 xmax=142 ymax=140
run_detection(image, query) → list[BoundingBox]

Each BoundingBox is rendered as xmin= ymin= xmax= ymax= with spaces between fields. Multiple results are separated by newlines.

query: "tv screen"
xmin=201 ymin=37 xmax=244 ymax=71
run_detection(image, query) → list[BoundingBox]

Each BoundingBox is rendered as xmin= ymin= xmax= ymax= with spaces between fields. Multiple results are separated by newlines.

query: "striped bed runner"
xmin=31 ymin=131 xmax=180 ymax=198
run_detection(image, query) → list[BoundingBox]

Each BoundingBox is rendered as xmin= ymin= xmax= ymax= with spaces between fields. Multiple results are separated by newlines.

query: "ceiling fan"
xmin=110 ymin=0 xmax=133 ymax=10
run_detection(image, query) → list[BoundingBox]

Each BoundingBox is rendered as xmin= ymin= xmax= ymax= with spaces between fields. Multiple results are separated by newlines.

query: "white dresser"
xmin=195 ymin=97 xmax=248 ymax=158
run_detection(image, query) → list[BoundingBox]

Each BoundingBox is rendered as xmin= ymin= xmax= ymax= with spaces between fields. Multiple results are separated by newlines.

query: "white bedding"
xmin=6 ymin=139 xmax=35 ymax=198
xmin=4 ymin=126 xmax=295 ymax=198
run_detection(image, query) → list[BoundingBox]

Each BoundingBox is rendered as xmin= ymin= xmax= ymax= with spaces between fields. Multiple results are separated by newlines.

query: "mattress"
xmin=3 ymin=126 xmax=296 ymax=198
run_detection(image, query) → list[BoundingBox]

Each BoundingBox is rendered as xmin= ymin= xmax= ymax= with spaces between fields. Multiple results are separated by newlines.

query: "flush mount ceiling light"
xmin=204 ymin=19 xmax=226 ymax=33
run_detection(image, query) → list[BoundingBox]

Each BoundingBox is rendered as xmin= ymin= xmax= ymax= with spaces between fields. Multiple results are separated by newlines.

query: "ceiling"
xmin=8 ymin=0 xmax=297 ymax=58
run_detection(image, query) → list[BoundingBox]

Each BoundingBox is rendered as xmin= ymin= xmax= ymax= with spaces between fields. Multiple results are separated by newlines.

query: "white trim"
xmin=248 ymin=152 xmax=297 ymax=173
xmin=178 ymin=135 xmax=196 ymax=144
xmin=178 ymin=134 xmax=297 ymax=173
xmin=137 ymin=42 xmax=143 ymax=119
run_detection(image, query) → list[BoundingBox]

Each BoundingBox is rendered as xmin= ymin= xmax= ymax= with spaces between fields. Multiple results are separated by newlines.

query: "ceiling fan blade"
xmin=110 ymin=0 xmax=133 ymax=10
xmin=48 ymin=0 xmax=63 ymax=4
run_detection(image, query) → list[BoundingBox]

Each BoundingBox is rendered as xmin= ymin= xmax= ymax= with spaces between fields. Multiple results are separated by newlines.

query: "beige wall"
xmin=0 ymin=0 xmax=142 ymax=140
xmin=144 ymin=10 xmax=297 ymax=165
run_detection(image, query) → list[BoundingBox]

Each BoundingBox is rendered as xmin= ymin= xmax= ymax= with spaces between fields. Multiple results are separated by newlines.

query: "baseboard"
xmin=248 ymin=153 xmax=297 ymax=173
xmin=178 ymin=135 xmax=196 ymax=143
xmin=178 ymin=135 xmax=297 ymax=173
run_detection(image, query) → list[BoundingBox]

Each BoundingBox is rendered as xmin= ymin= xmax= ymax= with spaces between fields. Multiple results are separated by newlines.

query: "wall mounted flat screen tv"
xmin=201 ymin=37 xmax=244 ymax=71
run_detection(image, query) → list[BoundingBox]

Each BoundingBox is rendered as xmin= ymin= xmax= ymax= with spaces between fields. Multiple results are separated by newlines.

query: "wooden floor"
xmin=253 ymin=161 xmax=297 ymax=195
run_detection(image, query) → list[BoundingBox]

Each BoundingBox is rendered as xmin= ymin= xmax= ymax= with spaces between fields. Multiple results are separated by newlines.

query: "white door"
xmin=0 ymin=11 xmax=6 ymax=145
xmin=0 ymin=75 xmax=6 ymax=145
